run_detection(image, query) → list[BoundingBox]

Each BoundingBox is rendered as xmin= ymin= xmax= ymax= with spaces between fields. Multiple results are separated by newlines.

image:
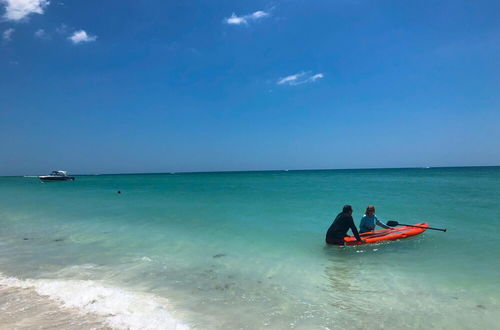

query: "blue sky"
xmin=1 ymin=0 xmax=499 ymax=175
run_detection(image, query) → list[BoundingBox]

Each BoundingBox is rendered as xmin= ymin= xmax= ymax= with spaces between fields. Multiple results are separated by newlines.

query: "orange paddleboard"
xmin=344 ymin=222 xmax=428 ymax=245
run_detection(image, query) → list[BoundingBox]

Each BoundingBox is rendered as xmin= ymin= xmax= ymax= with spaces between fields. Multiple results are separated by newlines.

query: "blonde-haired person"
xmin=359 ymin=205 xmax=392 ymax=233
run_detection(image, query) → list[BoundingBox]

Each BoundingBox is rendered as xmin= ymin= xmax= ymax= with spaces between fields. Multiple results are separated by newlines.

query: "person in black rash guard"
xmin=325 ymin=205 xmax=364 ymax=245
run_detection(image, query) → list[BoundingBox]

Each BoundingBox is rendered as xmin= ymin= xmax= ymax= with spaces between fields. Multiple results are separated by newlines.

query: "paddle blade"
xmin=386 ymin=220 xmax=399 ymax=227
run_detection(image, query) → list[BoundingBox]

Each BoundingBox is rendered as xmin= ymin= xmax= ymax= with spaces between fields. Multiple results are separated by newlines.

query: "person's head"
xmin=342 ymin=205 xmax=353 ymax=215
xmin=366 ymin=205 xmax=375 ymax=216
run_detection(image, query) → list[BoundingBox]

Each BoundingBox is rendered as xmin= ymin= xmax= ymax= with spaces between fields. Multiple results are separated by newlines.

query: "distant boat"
xmin=39 ymin=171 xmax=75 ymax=182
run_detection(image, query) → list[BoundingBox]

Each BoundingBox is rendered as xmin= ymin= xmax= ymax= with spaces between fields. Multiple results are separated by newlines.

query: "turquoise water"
xmin=0 ymin=167 xmax=499 ymax=329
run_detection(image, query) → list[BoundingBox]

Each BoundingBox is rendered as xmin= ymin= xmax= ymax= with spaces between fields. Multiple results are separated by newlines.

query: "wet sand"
xmin=0 ymin=285 xmax=110 ymax=330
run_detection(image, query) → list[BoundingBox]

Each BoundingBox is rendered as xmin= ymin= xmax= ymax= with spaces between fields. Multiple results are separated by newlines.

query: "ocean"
xmin=0 ymin=167 xmax=498 ymax=329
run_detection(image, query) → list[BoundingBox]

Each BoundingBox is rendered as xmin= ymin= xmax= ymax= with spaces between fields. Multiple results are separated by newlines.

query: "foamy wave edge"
xmin=0 ymin=273 xmax=189 ymax=330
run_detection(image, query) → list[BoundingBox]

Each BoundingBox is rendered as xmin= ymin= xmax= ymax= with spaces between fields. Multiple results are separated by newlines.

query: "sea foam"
xmin=0 ymin=273 xmax=189 ymax=330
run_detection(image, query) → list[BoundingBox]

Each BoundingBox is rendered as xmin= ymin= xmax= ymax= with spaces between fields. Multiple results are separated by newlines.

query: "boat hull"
xmin=39 ymin=176 xmax=75 ymax=181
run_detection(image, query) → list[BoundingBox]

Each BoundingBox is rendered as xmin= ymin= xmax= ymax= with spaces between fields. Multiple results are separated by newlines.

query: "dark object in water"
xmin=386 ymin=220 xmax=446 ymax=232
xmin=215 ymin=283 xmax=230 ymax=291
xmin=23 ymin=238 xmax=30 ymax=240
xmin=54 ymin=238 xmax=64 ymax=242
xmin=117 ymin=191 xmax=121 ymax=194
xmin=213 ymin=253 xmax=226 ymax=258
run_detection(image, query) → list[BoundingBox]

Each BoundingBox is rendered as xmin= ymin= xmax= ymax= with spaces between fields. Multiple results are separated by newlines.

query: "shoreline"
xmin=0 ymin=284 xmax=111 ymax=329
xmin=0 ymin=273 xmax=190 ymax=330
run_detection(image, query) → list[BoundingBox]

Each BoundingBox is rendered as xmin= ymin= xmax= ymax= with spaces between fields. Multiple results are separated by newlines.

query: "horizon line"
xmin=2 ymin=164 xmax=500 ymax=178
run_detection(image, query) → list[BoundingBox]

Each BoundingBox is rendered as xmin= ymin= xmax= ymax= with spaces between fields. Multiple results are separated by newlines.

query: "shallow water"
xmin=0 ymin=167 xmax=499 ymax=329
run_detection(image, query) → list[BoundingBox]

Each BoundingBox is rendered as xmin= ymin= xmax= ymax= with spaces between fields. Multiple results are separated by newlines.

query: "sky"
xmin=1 ymin=0 xmax=499 ymax=175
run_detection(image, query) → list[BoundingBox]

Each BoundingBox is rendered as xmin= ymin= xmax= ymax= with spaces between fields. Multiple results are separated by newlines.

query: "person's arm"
xmin=375 ymin=217 xmax=391 ymax=229
xmin=349 ymin=215 xmax=363 ymax=241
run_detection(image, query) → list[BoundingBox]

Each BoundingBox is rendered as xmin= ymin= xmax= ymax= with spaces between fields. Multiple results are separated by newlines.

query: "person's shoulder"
xmin=337 ymin=212 xmax=350 ymax=220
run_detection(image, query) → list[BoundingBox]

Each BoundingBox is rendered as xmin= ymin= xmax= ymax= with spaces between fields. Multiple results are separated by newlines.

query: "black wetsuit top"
xmin=325 ymin=212 xmax=362 ymax=245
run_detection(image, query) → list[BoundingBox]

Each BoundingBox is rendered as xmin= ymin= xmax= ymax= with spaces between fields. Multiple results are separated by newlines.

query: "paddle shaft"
xmin=398 ymin=223 xmax=447 ymax=232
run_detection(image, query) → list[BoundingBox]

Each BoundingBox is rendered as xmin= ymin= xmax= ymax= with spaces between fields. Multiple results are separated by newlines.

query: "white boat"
xmin=39 ymin=171 xmax=75 ymax=181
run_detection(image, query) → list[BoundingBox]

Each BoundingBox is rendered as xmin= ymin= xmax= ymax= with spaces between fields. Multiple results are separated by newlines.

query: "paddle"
xmin=386 ymin=220 xmax=447 ymax=232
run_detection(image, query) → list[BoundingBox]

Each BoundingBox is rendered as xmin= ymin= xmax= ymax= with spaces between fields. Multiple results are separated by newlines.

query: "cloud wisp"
xmin=277 ymin=72 xmax=324 ymax=86
xmin=69 ymin=30 xmax=97 ymax=44
xmin=2 ymin=27 xmax=14 ymax=41
xmin=1 ymin=0 xmax=49 ymax=21
xmin=225 ymin=10 xmax=269 ymax=25
xmin=34 ymin=28 xmax=47 ymax=38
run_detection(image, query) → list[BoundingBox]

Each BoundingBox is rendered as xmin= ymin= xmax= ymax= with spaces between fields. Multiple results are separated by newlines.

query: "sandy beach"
xmin=0 ymin=285 xmax=110 ymax=330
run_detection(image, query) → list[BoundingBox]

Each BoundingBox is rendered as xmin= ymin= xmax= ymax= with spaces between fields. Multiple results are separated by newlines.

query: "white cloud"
xmin=309 ymin=73 xmax=324 ymax=82
xmin=1 ymin=0 xmax=49 ymax=21
xmin=2 ymin=27 xmax=14 ymax=41
xmin=34 ymin=28 xmax=46 ymax=38
xmin=251 ymin=11 xmax=268 ymax=19
xmin=277 ymin=72 xmax=325 ymax=86
xmin=225 ymin=10 xmax=269 ymax=25
xmin=69 ymin=30 xmax=96 ymax=44
xmin=277 ymin=72 xmax=306 ymax=85
xmin=226 ymin=14 xmax=245 ymax=25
